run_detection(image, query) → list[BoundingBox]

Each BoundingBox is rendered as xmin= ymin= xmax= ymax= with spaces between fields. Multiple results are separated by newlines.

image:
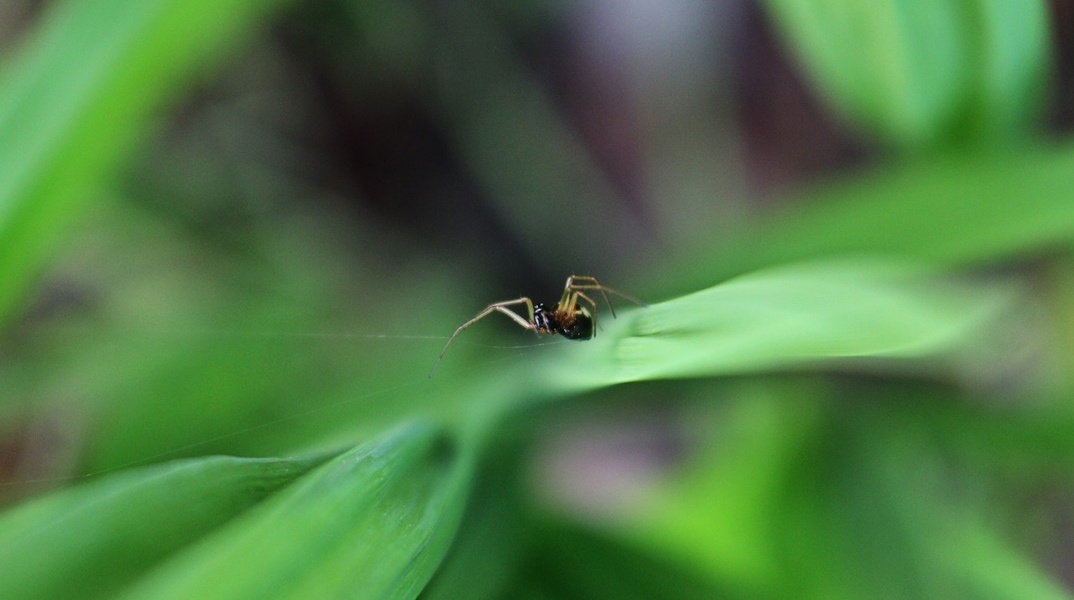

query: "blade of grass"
xmin=661 ymin=144 xmax=1074 ymax=299
xmin=0 ymin=453 xmax=327 ymax=600
xmin=419 ymin=441 xmax=529 ymax=600
xmin=116 ymin=421 xmax=474 ymax=600
xmin=521 ymin=258 xmax=1017 ymax=393
xmin=0 ymin=0 xmax=290 ymax=326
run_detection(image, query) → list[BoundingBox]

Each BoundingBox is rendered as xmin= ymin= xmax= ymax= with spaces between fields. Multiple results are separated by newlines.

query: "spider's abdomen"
xmin=533 ymin=303 xmax=594 ymax=340
xmin=558 ymin=311 xmax=593 ymax=340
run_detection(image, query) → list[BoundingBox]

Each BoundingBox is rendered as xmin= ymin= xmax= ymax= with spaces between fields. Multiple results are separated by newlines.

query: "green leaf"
xmin=961 ymin=0 xmax=1052 ymax=139
xmin=540 ymin=258 xmax=1016 ymax=390
xmin=623 ymin=392 xmax=1071 ymax=600
xmin=0 ymin=454 xmax=326 ymax=600
xmin=427 ymin=1 xmax=633 ymax=269
xmin=419 ymin=441 xmax=529 ymax=600
xmin=618 ymin=382 xmax=824 ymax=594
xmin=761 ymin=0 xmax=1050 ymax=146
xmin=0 ymin=0 xmax=290 ymax=325
xmin=520 ymin=518 xmax=755 ymax=600
xmin=116 ymin=422 xmax=473 ymax=600
xmin=665 ymin=144 xmax=1074 ymax=296
xmin=945 ymin=520 xmax=1072 ymax=600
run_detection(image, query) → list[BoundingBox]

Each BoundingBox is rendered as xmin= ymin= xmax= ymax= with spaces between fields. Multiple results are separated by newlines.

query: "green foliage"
xmin=624 ymin=388 xmax=1073 ymax=599
xmin=0 ymin=0 xmax=1068 ymax=599
xmin=614 ymin=258 xmax=1013 ymax=382
xmin=761 ymin=0 xmax=1050 ymax=146
xmin=0 ymin=453 xmax=327 ymax=600
xmin=115 ymin=423 xmax=472 ymax=599
xmin=664 ymin=145 xmax=1074 ymax=294
xmin=0 ymin=0 xmax=290 ymax=323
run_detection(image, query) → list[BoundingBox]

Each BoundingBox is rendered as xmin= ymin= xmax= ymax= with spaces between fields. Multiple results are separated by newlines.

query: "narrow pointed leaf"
xmin=118 ymin=422 xmax=473 ymax=600
xmin=663 ymin=144 xmax=1074 ymax=297
xmin=0 ymin=454 xmax=326 ymax=600
xmin=541 ymin=258 xmax=1017 ymax=391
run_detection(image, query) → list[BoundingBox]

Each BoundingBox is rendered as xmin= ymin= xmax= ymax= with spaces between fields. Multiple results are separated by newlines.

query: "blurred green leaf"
xmin=768 ymin=406 xmax=1068 ymax=600
xmin=665 ymin=145 xmax=1074 ymax=295
xmin=518 ymin=517 xmax=755 ymax=600
xmin=0 ymin=0 xmax=290 ymax=325
xmin=0 ymin=453 xmax=326 ymax=600
xmin=621 ymin=390 xmax=1071 ymax=600
xmin=618 ymin=382 xmax=823 ymax=595
xmin=948 ymin=521 xmax=1073 ymax=600
xmin=6 ymin=205 xmax=463 ymax=474
xmin=926 ymin=397 xmax=1074 ymax=478
xmin=961 ymin=0 xmax=1052 ymax=139
xmin=420 ymin=438 xmax=529 ymax=600
xmin=428 ymin=1 xmax=635 ymax=270
xmin=116 ymin=422 xmax=473 ymax=600
xmin=761 ymin=0 xmax=1049 ymax=146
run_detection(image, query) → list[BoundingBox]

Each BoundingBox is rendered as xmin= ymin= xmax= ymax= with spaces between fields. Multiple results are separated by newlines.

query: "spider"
xmin=431 ymin=275 xmax=642 ymax=374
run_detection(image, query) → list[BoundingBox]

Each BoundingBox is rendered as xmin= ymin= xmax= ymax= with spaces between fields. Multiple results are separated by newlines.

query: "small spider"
xmin=431 ymin=275 xmax=642 ymax=374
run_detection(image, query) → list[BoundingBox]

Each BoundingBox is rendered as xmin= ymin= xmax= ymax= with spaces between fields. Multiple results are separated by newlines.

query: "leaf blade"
xmin=0 ymin=454 xmax=326 ymax=600
xmin=117 ymin=422 xmax=473 ymax=600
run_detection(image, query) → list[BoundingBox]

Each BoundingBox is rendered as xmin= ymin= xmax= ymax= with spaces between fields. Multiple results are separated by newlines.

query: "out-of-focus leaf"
xmin=926 ymin=398 xmax=1074 ymax=478
xmin=948 ymin=520 xmax=1073 ymax=600
xmin=961 ymin=0 xmax=1052 ymax=139
xmin=769 ymin=407 xmax=1068 ymax=600
xmin=116 ymin=422 xmax=473 ymax=600
xmin=420 ymin=439 xmax=529 ymax=600
xmin=0 ymin=453 xmax=326 ymax=600
xmin=617 ymin=382 xmax=823 ymax=595
xmin=621 ymin=393 xmax=1071 ymax=600
xmin=418 ymin=490 xmax=523 ymax=600
xmin=761 ymin=0 xmax=1050 ymax=146
xmin=519 ymin=517 xmax=756 ymax=600
xmin=428 ymin=1 xmax=637 ymax=270
xmin=663 ymin=145 xmax=1074 ymax=298
xmin=0 ymin=0 xmax=290 ymax=325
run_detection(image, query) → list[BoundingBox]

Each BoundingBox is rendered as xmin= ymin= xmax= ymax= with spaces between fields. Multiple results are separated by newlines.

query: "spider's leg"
xmin=568 ymin=275 xmax=645 ymax=306
xmin=572 ymin=290 xmax=600 ymax=334
xmin=430 ymin=298 xmax=535 ymax=376
xmin=601 ymin=285 xmax=646 ymax=307
xmin=566 ymin=276 xmax=617 ymax=318
xmin=561 ymin=275 xmax=603 ymax=312
xmin=569 ymin=282 xmax=647 ymax=317
xmin=566 ymin=275 xmax=600 ymax=285
xmin=558 ymin=276 xmax=574 ymax=309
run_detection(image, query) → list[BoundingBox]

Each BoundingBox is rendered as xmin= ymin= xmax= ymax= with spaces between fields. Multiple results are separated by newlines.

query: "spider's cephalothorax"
xmin=431 ymin=275 xmax=643 ymax=375
xmin=533 ymin=303 xmax=593 ymax=340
